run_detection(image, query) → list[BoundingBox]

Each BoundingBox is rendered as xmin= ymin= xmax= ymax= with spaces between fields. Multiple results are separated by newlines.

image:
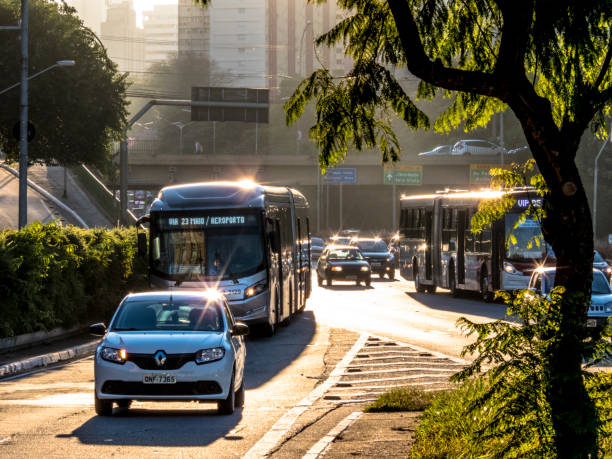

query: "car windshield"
xmin=505 ymin=214 xmax=546 ymax=260
xmin=541 ymin=271 xmax=611 ymax=295
xmin=355 ymin=240 xmax=388 ymax=252
xmin=594 ymin=251 xmax=605 ymax=263
xmin=311 ymin=237 xmax=325 ymax=247
xmin=328 ymin=249 xmax=363 ymax=260
xmin=112 ymin=298 xmax=224 ymax=332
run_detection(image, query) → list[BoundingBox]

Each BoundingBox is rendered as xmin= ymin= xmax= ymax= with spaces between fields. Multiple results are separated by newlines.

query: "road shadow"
xmin=320 ymin=284 xmax=373 ymax=291
xmin=405 ymin=291 xmax=509 ymax=321
xmin=61 ymin=405 xmax=242 ymax=447
xmin=243 ymin=309 xmax=317 ymax=389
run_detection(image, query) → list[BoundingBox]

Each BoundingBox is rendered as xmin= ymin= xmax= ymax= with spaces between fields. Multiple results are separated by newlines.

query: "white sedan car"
xmin=90 ymin=290 xmax=248 ymax=416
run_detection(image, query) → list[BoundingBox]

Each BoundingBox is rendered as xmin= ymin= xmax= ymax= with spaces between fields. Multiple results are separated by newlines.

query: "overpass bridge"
xmin=125 ymin=150 xmax=526 ymax=234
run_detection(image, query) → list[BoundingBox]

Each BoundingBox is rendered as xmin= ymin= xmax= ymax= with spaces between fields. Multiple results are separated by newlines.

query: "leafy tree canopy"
xmin=0 ymin=0 xmax=129 ymax=169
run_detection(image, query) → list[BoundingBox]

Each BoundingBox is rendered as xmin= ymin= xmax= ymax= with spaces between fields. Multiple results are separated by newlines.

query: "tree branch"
xmin=593 ymin=34 xmax=612 ymax=91
xmin=387 ymin=0 xmax=503 ymax=99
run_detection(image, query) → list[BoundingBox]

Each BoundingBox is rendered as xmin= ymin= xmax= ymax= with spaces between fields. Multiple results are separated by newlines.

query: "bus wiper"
xmin=225 ymin=266 xmax=239 ymax=284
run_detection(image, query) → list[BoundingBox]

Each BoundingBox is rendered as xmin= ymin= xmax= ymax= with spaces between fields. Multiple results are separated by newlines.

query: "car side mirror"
xmin=137 ymin=232 xmax=147 ymax=257
xmin=232 ymin=322 xmax=249 ymax=337
xmin=89 ymin=323 xmax=107 ymax=336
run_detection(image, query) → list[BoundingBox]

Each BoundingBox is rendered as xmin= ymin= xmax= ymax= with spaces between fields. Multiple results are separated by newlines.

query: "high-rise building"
xmin=178 ymin=0 xmax=210 ymax=60
xmin=100 ymin=0 xmax=145 ymax=72
xmin=143 ymin=4 xmax=178 ymax=63
xmin=63 ymin=0 xmax=106 ymax=35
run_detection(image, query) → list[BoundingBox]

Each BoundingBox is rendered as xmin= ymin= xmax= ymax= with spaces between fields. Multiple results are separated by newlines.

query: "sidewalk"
xmin=0 ymin=333 xmax=100 ymax=379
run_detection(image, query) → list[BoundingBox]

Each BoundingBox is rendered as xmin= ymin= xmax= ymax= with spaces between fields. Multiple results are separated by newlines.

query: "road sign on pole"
xmin=383 ymin=165 xmax=422 ymax=185
xmin=323 ymin=168 xmax=357 ymax=184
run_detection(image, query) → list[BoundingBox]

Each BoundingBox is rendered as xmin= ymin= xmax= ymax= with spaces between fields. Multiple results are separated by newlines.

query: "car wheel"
xmin=117 ymin=399 xmax=132 ymax=409
xmin=379 ymin=272 xmax=385 ymax=279
xmin=388 ymin=270 xmax=395 ymax=280
xmin=365 ymin=276 xmax=371 ymax=287
xmin=218 ymin=371 xmax=236 ymax=415
xmin=235 ymin=379 xmax=245 ymax=408
xmin=414 ymin=266 xmax=427 ymax=293
xmin=94 ymin=394 xmax=113 ymax=416
xmin=317 ymin=275 xmax=323 ymax=286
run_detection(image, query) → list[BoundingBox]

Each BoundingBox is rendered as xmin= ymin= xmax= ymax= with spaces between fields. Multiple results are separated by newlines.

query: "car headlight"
xmin=361 ymin=266 xmax=369 ymax=272
xmin=605 ymin=302 xmax=612 ymax=313
xmin=195 ymin=347 xmax=225 ymax=364
xmin=100 ymin=346 xmax=127 ymax=364
xmin=244 ymin=280 xmax=267 ymax=299
xmin=386 ymin=257 xmax=392 ymax=262
xmin=606 ymin=267 xmax=612 ymax=273
xmin=331 ymin=266 xmax=343 ymax=272
xmin=503 ymin=262 xmax=519 ymax=274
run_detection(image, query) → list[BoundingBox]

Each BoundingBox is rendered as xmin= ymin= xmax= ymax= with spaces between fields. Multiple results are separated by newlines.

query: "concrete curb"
xmin=0 ymin=340 xmax=99 ymax=379
xmin=0 ymin=162 xmax=89 ymax=228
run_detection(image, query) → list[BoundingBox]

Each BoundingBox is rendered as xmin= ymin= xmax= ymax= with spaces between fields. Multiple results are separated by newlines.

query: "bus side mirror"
xmin=137 ymin=232 xmax=147 ymax=257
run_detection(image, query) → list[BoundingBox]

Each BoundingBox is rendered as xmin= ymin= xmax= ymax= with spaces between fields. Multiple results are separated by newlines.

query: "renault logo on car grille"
xmin=154 ymin=350 xmax=167 ymax=367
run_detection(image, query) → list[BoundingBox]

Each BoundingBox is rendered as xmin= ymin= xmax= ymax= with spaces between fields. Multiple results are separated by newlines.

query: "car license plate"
xmin=345 ymin=275 xmax=357 ymax=280
xmin=143 ymin=374 xmax=176 ymax=384
xmin=586 ymin=319 xmax=597 ymax=328
xmin=371 ymin=262 xmax=381 ymax=267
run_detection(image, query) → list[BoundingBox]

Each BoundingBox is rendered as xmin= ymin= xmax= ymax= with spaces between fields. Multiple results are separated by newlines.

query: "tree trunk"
xmin=523 ymin=131 xmax=598 ymax=456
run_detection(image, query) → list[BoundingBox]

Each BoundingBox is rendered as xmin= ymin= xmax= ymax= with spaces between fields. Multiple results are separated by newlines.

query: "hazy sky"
xmin=133 ymin=0 xmax=177 ymax=28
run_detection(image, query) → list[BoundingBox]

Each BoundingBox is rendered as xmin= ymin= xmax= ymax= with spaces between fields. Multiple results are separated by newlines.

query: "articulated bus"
xmin=139 ymin=181 xmax=311 ymax=335
xmin=398 ymin=189 xmax=547 ymax=301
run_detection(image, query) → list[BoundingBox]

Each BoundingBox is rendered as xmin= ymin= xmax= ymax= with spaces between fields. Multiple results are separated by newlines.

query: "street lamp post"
xmin=0 ymin=53 xmax=75 ymax=229
xmin=593 ymin=125 xmax=612 ymax=239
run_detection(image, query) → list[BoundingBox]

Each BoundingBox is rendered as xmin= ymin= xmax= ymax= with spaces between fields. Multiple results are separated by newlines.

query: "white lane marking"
xmin=347 ymin=360 xmax=463 ymax=368
xmin=301 ymin=411 xmax=363 ymax=459
xmin=340 ymin=367 xmax=457 ymax=376
xmin=335 ymin=374 xmax=453 ymax=385
xmin=242 ymin=333 xmax=369 ymax=459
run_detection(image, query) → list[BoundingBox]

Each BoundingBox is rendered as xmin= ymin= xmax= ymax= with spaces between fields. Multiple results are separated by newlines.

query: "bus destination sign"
xmin=160 ymin=214 xmax=258 ymax=230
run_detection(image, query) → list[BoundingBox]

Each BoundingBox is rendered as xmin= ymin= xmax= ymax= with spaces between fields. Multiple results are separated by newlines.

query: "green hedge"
xmin=0 ymin=223 xmax=148 ymax=338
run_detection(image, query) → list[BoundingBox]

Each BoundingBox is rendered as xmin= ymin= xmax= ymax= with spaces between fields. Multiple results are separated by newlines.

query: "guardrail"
xmin=71 ymin=165 xmax=138 ymax=226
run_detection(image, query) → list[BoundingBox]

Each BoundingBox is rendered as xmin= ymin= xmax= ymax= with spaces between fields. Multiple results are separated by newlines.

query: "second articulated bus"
xmin=398 ymin=189 xmax=547 ymax=301
xmin=139 ymin=181 xmax=311 ymax=335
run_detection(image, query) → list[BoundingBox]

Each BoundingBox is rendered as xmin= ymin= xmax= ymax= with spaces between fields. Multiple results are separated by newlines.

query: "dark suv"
xmin=351 ymin=238 xmax=395 ymax=279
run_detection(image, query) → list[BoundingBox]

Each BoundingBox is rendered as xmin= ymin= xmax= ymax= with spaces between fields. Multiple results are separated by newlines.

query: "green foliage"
xmin=440 ymin=288 xmax=611 ymax=456
xmin=413 ymin=372 xmax=612 ymax=458
xmin=0 ymin=0 xmax=128 ymax=169
xmin=284 ymin=0 xmax=611 ymax=167
xmin=364 ymin=386 xmax=440 ymax=412
xmin=0 ymin=223 xmax=147 ymax=338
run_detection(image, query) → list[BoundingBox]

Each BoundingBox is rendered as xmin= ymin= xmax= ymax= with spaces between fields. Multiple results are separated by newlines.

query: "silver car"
xmin=90 ymin=290 xmax=248 ymax=416
xmin=418 ymin=145 xmax=452 ymax=156
xmin=528 ymin=268 xmax=612 ymax=328
xmin=451 ymin=139 xmax=506 ymax=156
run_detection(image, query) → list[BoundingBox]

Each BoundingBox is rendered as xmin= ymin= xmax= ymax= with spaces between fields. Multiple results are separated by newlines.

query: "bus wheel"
xmin=480 ymin=270 xmax=493 ymax=303
xmin=414 ymin=266 xmax=427 ymax=293
xmin=448 ymin=264 xmax=457 ymax=297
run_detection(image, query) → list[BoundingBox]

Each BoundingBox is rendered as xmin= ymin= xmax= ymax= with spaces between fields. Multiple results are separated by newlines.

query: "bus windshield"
xmin=505 ymin=214 xmax=546 ymax=261
xmin=151 ymin=214 xmax=265 ymax=281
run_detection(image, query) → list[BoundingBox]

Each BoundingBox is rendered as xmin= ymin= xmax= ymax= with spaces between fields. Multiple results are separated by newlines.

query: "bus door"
xmin=457 ymin=210 xmax=466 ymax=284
xmin=266 ymin=218 xmax=282 ymax=322
xmin=425 ymin=210 xmax=433 ymax=280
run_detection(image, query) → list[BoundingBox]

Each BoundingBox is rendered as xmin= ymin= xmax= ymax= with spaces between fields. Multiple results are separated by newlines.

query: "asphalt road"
xmin=0 ymin=272 xmax=497 ymax=458
xmin=0 ymin=167 xmax=57 ymax=229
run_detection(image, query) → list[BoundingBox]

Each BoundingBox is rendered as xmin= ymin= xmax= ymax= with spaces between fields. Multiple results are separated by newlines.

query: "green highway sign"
xmin=383 ymin=166 xmax=422 ymax=185
xmin=469 ymin=164 xmax=496 ymax=184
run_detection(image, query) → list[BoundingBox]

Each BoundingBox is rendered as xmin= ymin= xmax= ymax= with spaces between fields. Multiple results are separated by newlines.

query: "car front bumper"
xmin=94 ymin=352 xmax=234 ymax=401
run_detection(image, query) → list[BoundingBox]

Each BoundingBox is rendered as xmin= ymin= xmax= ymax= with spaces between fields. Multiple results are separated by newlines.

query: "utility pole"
xmin=499 ymin=111 xmax=505 ymax=168
xmin=18 ymin=0 xmax=28 ymax=229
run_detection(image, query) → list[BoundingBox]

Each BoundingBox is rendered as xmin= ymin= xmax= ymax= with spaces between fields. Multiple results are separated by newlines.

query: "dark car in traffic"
xmin=351 ymin=238 xmax=395 ymax=279
xmin=310 ymin=237 xmax=326 ymax=265
xmin=316 ymin=246 xmax=371 ymax=287
xmin=593 ymin=250 xmax=611 ymax=281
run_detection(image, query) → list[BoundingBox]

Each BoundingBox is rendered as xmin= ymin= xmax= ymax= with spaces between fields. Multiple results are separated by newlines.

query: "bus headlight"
xmin=331 ymin=266 xmax=343 ymax=272
xmin=244 ymin=280 xmax=267 ymax=299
